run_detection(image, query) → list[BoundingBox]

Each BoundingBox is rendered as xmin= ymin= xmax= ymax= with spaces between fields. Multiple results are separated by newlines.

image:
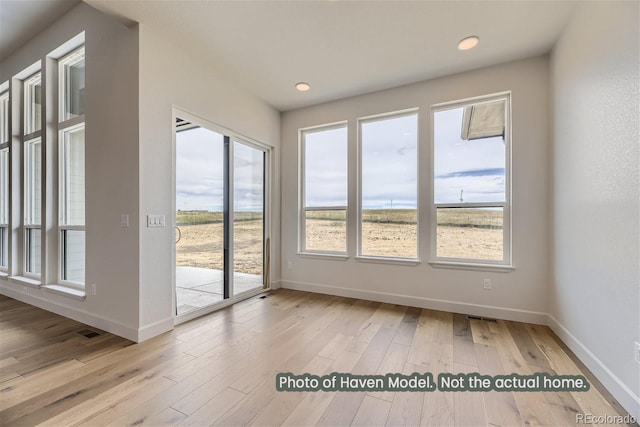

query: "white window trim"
xmin=23 ymin=72 xmax=42 ymax=139
xmin=355 ymin=256 xmax=420 ymax=266
xmin=57 ymin=46 xmax=86 ymax=289
xmin=43 ymin=283 xmax=86 ymax=300
xmin=356 ymin=108 xmax=420 ymax=262
xmin=0 ymin=91 xmax=9 ymax=146
xmin=23 ymin=226 xmax=41 ymax=279
xmin=429 ymin=91 xmax=513 ymax=268
xmin=0 ymin=90 xmax=9 ymax=272
xmin=9 ymin=275 xmax=41 ymax=288
xmin=58 ymin=46 xmax=84 ymax=126
xmin=23 ymin=138 xmax=41 ymax=225
xmin=23 ymin=134 xmax=41 ymax=279
xmin=298 ymin=121 xmax=349 ymax=256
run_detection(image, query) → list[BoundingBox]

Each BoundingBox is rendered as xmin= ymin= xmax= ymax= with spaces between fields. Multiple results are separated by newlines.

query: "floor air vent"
xmin=77 ymin=329 xmax=101 ymax=339
xmin=466 ymin=315 xmax=498 ymax=323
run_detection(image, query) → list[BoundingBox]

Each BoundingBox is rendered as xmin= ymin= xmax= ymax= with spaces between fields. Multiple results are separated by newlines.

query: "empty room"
xmin=0 ymin=0 xmax=638 ymax=426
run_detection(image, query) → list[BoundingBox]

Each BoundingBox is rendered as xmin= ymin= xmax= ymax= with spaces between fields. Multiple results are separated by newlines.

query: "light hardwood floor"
xmin=0 ymin=290 xmax=633 ymax=426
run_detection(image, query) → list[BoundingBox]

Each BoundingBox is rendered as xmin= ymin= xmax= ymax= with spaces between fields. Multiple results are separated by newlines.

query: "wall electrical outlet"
xmin=91 ymin=284 xmax=97 ymax=296
xmin=634 ymin=342 xmax=640 ymax=364
xmin=120 ymin=214 xmax=129 ymax=228
xmin=287 ymin=261 xmax=293 ymax=270
xmin=483 ymin=279 xmax=492 ymax=290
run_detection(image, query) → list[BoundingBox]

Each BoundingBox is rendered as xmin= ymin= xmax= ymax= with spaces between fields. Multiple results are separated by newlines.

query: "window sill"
xmin=9 ymin=276 xmax=41 ymax=288
xmin=42 ymin=284 xmax=86 ymax=301
xmin=356 ymin=256 xmax=420 ymax=266
xmin=297 ymin=252 xmax=349 ymax=261
xmin=429 ymin=261 xmax=515 ymax=273
xmin=0 ymin=271 xmax=8 ymax=280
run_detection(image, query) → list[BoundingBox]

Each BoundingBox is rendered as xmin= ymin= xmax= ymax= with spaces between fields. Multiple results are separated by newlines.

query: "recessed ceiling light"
xmin=295 ymin=82 xmax=311 ymax=92
xmin=458 ymin=36 xmax=479 ymax=51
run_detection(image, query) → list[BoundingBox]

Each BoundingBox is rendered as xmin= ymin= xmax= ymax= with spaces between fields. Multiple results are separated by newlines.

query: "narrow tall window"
xmin=300 ymin=124 xmax=348 ymax=254
xmin=23 ymin=73 xmax=42 ymax=276
xmin=0 ymin=91 xmax=9 ymax=270
xmin=432 ymin=93 xmax=511 ymax=265
xmin=59 ymin=47 xmax=85 ymax=285
xmin=24 ymin=74 xmax=41 ymax=135
xmin=359 ymin=111 xmax=418 ymax=259
xmin=0 ymin=91 xmax=8 ymax=144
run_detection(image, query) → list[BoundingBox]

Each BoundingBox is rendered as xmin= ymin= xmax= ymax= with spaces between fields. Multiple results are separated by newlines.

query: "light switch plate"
xmin=147 ymin=214 xmax=165 ymax=227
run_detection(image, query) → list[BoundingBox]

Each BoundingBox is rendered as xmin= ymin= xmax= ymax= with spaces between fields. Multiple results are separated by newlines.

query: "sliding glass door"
xmin=175 ymin=125 xmax=226 ymax=315
xmin=233 ymin=141 xmax=265 ymax=296
xmin=175 ymin=117 xmax=268 ymax=318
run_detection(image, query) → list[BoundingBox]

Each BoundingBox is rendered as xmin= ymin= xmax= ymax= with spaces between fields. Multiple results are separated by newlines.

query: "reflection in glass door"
xmin=175 ymin=125 xmax=226 ymax=315
xmin=233 ymin=141 xmax=265 ymax=296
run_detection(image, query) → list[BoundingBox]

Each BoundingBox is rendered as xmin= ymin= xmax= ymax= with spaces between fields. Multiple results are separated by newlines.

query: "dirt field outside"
xmin=176 ymin=211 xmax=264 ymax=275
xmin=176 ymin=208 xmax=503 ymax=272
xmin=305 ymin=208 xmax=503 ymax=260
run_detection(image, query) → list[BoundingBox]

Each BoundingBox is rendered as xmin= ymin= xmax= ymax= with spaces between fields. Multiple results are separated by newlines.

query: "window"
xmin=0 ymin=149 xmax=8 ymax=270
xmin=0 ymin=91 xmax=8 ymax=143
xmin=24 ymin=139 xmax=42 ymax=275
xmin=0 ymin=91 xmax=9 ymax=270
xmin=23 ymin=73 xmax=42 ymax=277
xmin=59 ymin=47 xmax=85 ymax=285
xmin=24 ymin=73 xmax=41 ymax=136
xmin=432 ymin=93 xmax=511 ymax=265
xmin=299 ymin=123 xmax=348 ymax=254
xmin=59 ymin=48 xmax=84 ymax=121
xmin=359 ymin=111 xmax=418 ymax=259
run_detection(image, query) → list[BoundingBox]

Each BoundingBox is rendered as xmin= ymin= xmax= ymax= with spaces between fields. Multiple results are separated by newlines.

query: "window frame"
xmin=298 ymin=121 xmax=349 ymax=257
xmin=429 ymin=92 xmax=513 ymax=268
xmin=22 ymin=72 xmax=43 ymax=279
xmin=0 ymin=90 xmax=9 ymax=271
xmin=23 ymin=73 xmax=42 ymax=138
xmin=0 ymin=90 xmax=8 ymax=144
xmin=58 ymin=46 xmax=85 ymax=123
xmin=356 ymin=108 xmax=420 ymax=263
xmin=58 ymin=47 xmax=86 ymax=289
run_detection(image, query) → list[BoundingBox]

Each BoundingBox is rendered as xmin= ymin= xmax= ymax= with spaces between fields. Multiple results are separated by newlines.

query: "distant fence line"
xmin=305 ymin=217 xmax=502 ymax=229
xmin=176 ymin=211 xmax=262 ymax=226
xmin=176 ymin=209 xmax=502 ymax=229
xmin=177 ymin=218 xmax=262 ymax=226
xmin=435 ymin=223 xmax=502 ymax=230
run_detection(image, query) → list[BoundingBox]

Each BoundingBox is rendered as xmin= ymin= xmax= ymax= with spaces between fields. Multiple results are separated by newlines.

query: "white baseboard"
xmin=137 ymin=317 xmax=174 ymax=342
xmin=547 ymin=314 xmax=640 ymax=420
xmin=280 ymin=280 xmax=548 ymax=325
xmin=0 ymin=282 xmax=139 ymax=342
xmin=270 ymin=280 xmax=281 ymax=290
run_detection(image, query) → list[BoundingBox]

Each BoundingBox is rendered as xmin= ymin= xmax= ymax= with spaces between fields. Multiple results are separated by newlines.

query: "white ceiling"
xmin=4 ymin=0 xmax=578 ymax=112
xmin=0 ymin=0 xmax=81 ymax=59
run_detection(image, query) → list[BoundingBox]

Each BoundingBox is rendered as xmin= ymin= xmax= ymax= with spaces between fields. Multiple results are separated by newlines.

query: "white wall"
xmin=0 ymin=3 xmax=141 ymax=340
xmin=137 ymin=25 xmax=281 ymax=339
xmin=281 ymin=56 xmax=551 ymax=323
xmin=550 ymin=1 xmax=640 ymax=419
xmin=0 ymin=4 xmax=281 ymax=342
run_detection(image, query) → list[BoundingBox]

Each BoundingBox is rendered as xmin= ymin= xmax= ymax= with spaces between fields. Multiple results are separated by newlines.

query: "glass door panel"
xmin=233 ymin=141 xmax=265 ymax=295
xmin=175 ymin=126 xmax=225 ymax=315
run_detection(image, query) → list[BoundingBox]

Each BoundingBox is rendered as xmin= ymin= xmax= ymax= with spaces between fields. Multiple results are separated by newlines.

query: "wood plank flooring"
xmin=0 ymin=291 xmax=633 ymax=426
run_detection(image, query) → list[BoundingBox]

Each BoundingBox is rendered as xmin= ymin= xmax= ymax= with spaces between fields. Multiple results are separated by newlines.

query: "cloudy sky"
xmin=304 ymin=126 xmax=348 ymax=207
xmin=361 ymin=114 xmax=417 ymax=209
xmin=176 ymin=127 xmax=263 ymax=212
xmin=434 ymin=107 xmax=505 ymax=204
xmin=176 ymin=107 xmax=505 ymax=213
